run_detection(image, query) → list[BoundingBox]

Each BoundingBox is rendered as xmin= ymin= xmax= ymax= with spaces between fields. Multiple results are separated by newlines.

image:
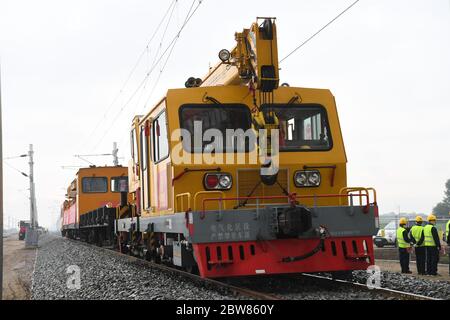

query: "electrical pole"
xmin=25 ymin=144 xmax=38 ymax=247
xmin=0 ymin=63 xmax=4 ymax=300
xmin=29 ymin=144 xmax=35 ymax=227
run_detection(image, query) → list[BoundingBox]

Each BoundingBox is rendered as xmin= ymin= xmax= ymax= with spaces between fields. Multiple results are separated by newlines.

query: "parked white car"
xmin=373 ymin=220 xmax=397 ymax=247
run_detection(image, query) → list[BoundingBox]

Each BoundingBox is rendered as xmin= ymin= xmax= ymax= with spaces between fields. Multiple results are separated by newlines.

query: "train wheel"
xmin=97 ymin=230 xmax=104 ymax=247
xmin=145 ymin=232 xmax=160 ymax=263
xmin=120 ymin=233 xmax=129 ymax=254
xmin=138 ymin=247 xmax=146 ymax=259
xmin=185 ymin=264 xmax=199 ymax=275
xmin=88 ymin=229 xmax=96 ymax=244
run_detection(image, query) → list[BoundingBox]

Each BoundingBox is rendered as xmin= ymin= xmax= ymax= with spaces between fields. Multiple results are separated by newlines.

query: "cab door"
xmin=140 ymin=121 xmax=152 ymax=213
xmin=151 ymin=109 xmax=171 ymax=212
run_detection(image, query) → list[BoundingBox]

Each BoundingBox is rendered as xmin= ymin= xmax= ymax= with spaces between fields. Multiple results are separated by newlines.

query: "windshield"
xmin=261 ymin=104 xmax=332 ymax=151
xmin=82 ymin=177 xmax=108 ymax=193
xmin=179 ymin=104 xmax=252 ymax=153
xmin=385 ymin=221 xmax=396 ymax=230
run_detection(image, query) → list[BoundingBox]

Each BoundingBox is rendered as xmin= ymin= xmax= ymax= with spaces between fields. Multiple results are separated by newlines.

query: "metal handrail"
xmin=194 ymin=191 xmax=226 ymax=211
xmin=175 ymin=193 xmax=191 ymax=212
xmin=200 ymin=193 xmax=372 ymax=218
xmin=339 ymin=187 xmax=377 ymax=206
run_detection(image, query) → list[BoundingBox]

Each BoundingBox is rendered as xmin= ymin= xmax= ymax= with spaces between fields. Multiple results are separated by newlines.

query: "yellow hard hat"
xmin=427 ymin=214 xmax=436 ymax=222
xmin=399 ymin=217 xmax=408 ymax=225
xmin=415 ymin=216 xmax=423 ymax=223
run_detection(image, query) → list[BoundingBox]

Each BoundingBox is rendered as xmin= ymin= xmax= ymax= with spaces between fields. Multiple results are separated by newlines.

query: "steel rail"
xmin=66 ymin=238 xmax=280 ymax=300
xmin=299 ymin=273 xmax=439 ymax=300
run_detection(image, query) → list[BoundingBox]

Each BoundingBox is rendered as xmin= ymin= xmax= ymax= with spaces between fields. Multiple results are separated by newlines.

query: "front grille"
xmin=237 ymin=169 xmax=289 ymax=206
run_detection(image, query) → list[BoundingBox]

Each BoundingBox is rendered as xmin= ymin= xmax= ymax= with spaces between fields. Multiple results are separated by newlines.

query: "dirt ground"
xmin=376 ymin=259 xmax=450 ymax=282
xmin=374 ymin=246 xmax=450 ymax=264
xmin=2 ymin=233 xmax=37 ymax=300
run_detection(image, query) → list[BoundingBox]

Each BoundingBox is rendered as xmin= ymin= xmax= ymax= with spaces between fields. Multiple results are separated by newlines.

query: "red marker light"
xmin=205 ymin=175 xmax=219 ymax=189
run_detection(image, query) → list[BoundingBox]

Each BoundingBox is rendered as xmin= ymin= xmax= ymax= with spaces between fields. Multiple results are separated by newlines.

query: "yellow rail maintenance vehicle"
xmin=117 ymin=18 xmax=379 ymax=278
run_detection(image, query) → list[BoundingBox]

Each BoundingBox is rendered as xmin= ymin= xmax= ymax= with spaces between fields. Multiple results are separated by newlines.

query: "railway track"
xmin=69 ymin=239 xmax=281 ymax=300
xmin=223 ymin=273 xmax=439 ymax=300
xmin=68 ymin=238 xmax=440 ymax=300
xmin=298 ymin=273 xmax=439 ymax=300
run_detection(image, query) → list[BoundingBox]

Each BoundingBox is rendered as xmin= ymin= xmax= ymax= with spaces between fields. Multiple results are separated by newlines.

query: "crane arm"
xmin=186 ymin=18 xmax=281 ymax=160
xmin=199 ymin=17 xmax=279 ymax=93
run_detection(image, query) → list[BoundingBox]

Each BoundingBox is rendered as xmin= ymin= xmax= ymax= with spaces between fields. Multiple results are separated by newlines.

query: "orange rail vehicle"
xmin=61 ymin=166 xmax=128 ymax=244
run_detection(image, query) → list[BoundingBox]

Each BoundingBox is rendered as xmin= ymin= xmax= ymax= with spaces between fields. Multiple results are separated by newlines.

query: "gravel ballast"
xmin=31 ymin=235 xmax=236 ymax=300
xmin=352 ymin=270 xmax=450 ymax=300
xmin=31 ymin=235 xmax=450 ymax=300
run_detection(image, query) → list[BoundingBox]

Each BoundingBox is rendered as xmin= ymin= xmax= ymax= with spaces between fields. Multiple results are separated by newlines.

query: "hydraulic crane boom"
xmin=185 ymin=18 xmax=281 ymax=159
xmin=199 ymin=17 xmax=279 ymax=93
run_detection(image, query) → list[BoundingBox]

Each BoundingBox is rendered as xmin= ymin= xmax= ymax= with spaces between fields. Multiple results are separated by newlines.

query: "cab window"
xmin=130 ymin=129 xmax=138 ymax=164
xmin=111 ymin=177 xmax=129 ymax=193
xmin=82 ymin=177 xmax=107 ymax=193
xmin=179 ymin=104 xmax=252 ymax=153
xmin=140 ymin=126 xmax=147 ymax=171
xmin=153 ymin=111 xmax=169 ymax=162
xmin=262 ymin=104 xmax=332 ymax=151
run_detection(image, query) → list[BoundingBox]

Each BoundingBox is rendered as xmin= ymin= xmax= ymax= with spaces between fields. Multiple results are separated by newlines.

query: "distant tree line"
xmin=433 ymin=179 xmax=450 ymax=217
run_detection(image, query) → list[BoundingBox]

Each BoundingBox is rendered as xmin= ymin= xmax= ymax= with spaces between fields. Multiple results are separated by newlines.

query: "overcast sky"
xmin=1 ymin=0 xmax=450 ymax=229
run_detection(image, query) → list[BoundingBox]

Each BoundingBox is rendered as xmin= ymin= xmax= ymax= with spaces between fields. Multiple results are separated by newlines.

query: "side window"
xmin=111 ymin=177 xmax=129 ymax=192
xmin=152 ymin=111 xmax=169 ymax=162
xmin=140 ymin=127 xmax=147 ymax=171
xmin=130 ymin=129 xmax=136 ymax=162
xmin=82 ymin=177 xmax=108 ymax=193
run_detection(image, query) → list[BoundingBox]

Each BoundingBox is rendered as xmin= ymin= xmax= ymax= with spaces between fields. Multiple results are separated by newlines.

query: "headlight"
xmin=218 ymin=49 xmax=231 ymax=62
xmin=294 ymin=170 xmax=321 ymax=187
xmin=295 ymin=172 xmax=307 ymax=186
xmin=204 ymin=173 xmax=232 ymax=190
xmin=219 ymin=175 xmax=232 ymax=189
xmin=308 ymin=172 xmax=321 ymax=186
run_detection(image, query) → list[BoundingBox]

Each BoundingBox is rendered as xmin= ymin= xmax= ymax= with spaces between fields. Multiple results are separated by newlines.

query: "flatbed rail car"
xmin=115 ymin=18 xmax=379 ymax=278
xmin=61 ymin=166 xmax=129 ymax=245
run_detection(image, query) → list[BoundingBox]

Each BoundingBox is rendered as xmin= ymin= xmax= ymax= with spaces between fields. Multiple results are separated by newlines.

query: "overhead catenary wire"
xmin=127 ymin=0 xmax=182 ymax=117
xmin=78 ymin=0 xmax=178 ymax=151
xmin=114 ymin=0 xmax=202 ymax=157
xmin=141 ymin=0 xmax=199 ymax=111
xmin=4 ymin=160 xmax=28 ymax=177
xmin=92 ymin=0 xmax=204 ymax=152
xmin=280 ymin=0 xmax=361 ymax=63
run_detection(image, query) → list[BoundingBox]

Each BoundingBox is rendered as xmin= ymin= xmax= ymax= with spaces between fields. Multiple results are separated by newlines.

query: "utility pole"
xmin=0 ymin=63 xmax=4 ymax=300
xmin=25 ymin=144 xmax=38 ymax=247
xmin=29 ymin=144 xmax=36 ymax=228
